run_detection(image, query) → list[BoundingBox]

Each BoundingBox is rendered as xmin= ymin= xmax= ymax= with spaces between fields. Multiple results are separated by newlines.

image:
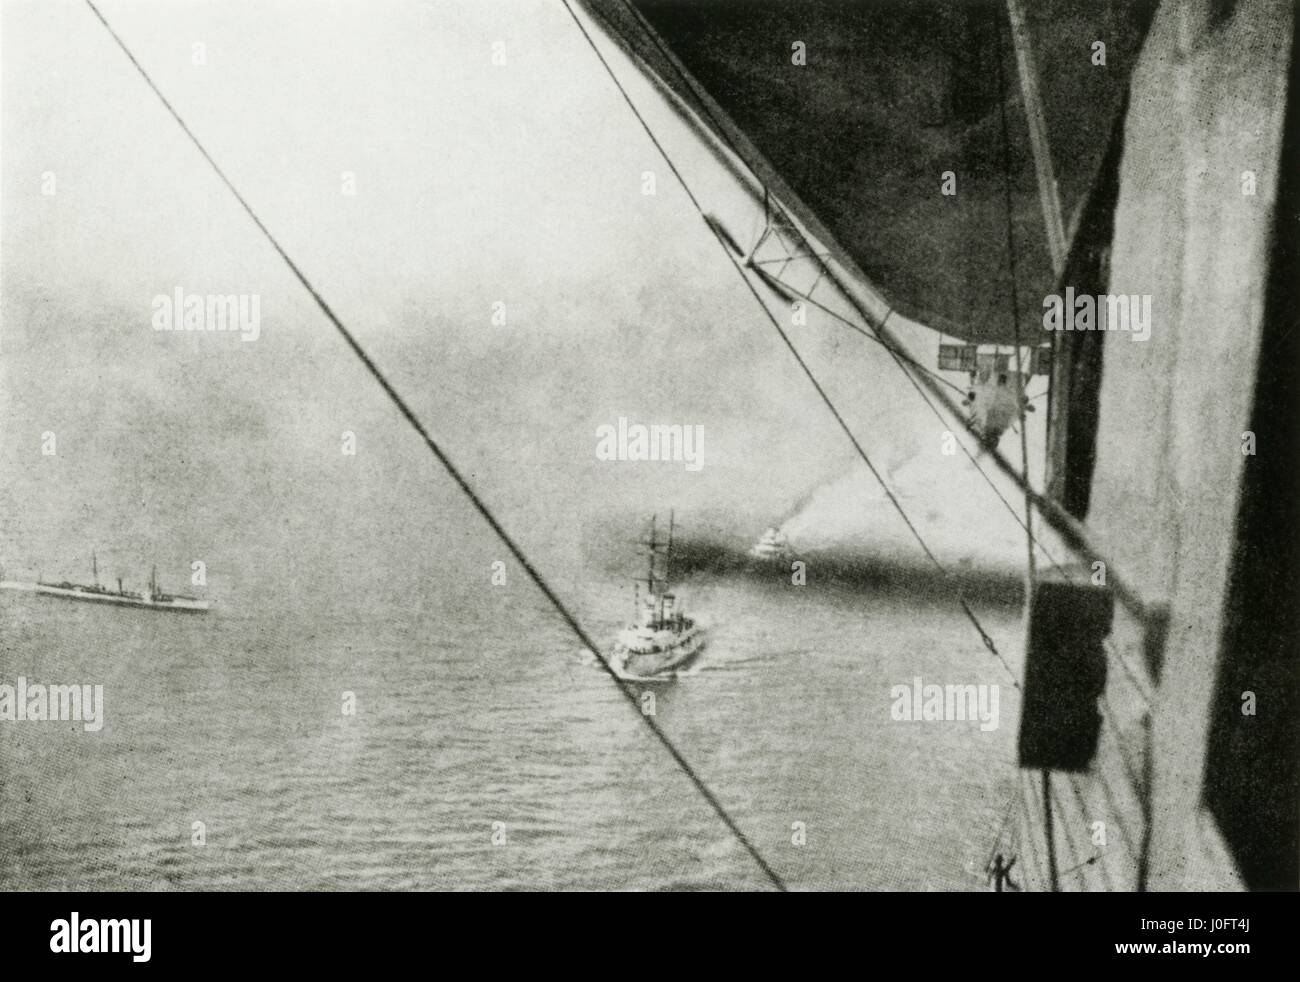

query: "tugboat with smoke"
xmin=748 ymin=526 xmax=791 ymax=564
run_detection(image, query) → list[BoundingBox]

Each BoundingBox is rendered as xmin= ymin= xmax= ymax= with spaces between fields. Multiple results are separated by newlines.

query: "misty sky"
xmin=1 ymin=0 xmax=1050 ymax=605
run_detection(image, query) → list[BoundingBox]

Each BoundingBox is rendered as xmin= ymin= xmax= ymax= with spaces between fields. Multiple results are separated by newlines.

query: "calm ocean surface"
xmin=0 ymin=560 xmax=1022 ymax=891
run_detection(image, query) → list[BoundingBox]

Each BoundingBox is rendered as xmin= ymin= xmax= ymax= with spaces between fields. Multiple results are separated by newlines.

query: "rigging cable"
xmin=983 ymin=789 xmax=1020 ymax=871
xmin=996 ymin=6 xmax=1071 ymax=892
xmin=993 ymin=22 xmax=1039 ymax=591
xmin=996 ymin=5 xmax=1149 ymax=891
xmin=83 ymin=0 xmax=787 ymax=893
xmin=1061 ymin=852 xmax=1103 ymax=877
xmin=746 ymin=272 xmax=971 ymax=399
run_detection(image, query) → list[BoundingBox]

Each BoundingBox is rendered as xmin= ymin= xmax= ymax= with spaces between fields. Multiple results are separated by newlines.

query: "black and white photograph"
xmin=0 ymin=0 xmax=1295 ymax=959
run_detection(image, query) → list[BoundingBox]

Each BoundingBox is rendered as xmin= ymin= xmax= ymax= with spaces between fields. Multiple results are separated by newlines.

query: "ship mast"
xmin=665 ymin=509 xmax=674 ymax=592
xmin=637 ymin=513 xmax=679 ymax=626
xmin=639 ymin=514 xmax=669 ymax=624
xmin=92 ymin=550 xmax=99 ymax=588
xmin=663 ymin=510 xmax=676 ymax=627
xmin=646 ymin=514 xmax=658 ymax=598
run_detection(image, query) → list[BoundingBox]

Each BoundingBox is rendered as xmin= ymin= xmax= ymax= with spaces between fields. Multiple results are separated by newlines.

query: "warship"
xmin=0 ymin=553 xmax=210 ymax=613
xmin=611 ymin=512 xmax=706 ymax=680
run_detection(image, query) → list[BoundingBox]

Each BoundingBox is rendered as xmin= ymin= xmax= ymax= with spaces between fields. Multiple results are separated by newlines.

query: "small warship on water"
xmin=611 ymin=512 xmax=706 ymax=680
xmin=0 ymin=552 xmax=210 ymax=613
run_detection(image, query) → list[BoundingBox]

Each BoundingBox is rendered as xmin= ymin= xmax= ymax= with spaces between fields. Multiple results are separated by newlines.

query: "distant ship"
xmin=0 ymin=553 xmax=210 ymax=613
xmin=748 ymin=526 xmax=790 ymax=562
xmin=611 ymin=512 xmax=705 ymax=680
